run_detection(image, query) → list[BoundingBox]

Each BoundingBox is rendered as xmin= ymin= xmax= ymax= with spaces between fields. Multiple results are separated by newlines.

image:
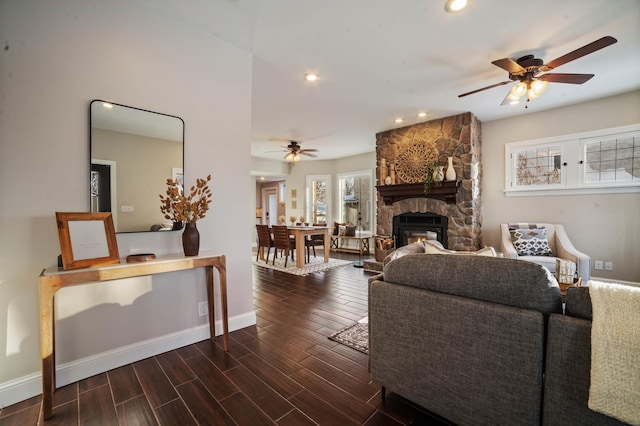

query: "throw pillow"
xmin=345 ymin=225 xmax=356 ymax=237
xmin=338 ymin=225 xmax=347 ymax=236
xmin=423 ymin=240 xmax=497 ymax=257
xmin=509 ymin=227 xmax=553 ymax=256
xmin=333 ymin=222 xmax=346 ymax=235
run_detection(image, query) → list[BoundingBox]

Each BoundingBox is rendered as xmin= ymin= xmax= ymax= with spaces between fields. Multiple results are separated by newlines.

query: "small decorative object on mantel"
xmin=445 ymin=156 xmax=456 ymax=181
xmin=432 ymin=165 xmax=444 ymax=183
xmin=424 ymin=161 xmax=443 ymax=194
xmin=159 ymin=174 xmax=212 ymax=256
xmin=380 ymin=158 xmax=388 ymax=185
xmin=290 ymin=216 xmax=297 ymax=226
xmin=279 ymin=215 xmax=286 ymax=224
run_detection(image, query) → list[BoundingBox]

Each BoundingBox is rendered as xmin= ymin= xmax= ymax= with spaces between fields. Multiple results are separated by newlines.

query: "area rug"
xmin=252 ymin=255 xmax=352 ymax=276
xmin=329 ymin=317 xmax=368 ymax=354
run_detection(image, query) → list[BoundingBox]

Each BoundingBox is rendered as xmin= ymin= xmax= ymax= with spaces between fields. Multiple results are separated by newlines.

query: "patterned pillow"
xmin=509 ymin=227 xmax=553 ymax=256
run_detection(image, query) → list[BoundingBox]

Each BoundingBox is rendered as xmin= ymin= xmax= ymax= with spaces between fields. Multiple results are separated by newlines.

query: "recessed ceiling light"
xmin=394 ymin=118 xmax=404 ymax=124
xmin=304 ymin=73 xmax=319 ymax=81
xmin=445 ymin=0 xmax=468 ymax=13
xmin=102 ymin=102 xmax=113 ymax=109
xmin=417 ymin=112 xmax=428 ymax=118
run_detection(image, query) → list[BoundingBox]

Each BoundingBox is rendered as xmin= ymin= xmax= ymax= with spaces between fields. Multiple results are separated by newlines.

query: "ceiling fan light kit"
xmin=459 ymin=36 xmax=617 ymax=107
xmin=444 ymin=0 xmax=467 ymax=13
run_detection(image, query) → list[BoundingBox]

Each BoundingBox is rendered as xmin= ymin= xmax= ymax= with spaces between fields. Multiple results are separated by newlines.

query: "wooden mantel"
xmin=376 ymin=180 xmax=459 ymax=205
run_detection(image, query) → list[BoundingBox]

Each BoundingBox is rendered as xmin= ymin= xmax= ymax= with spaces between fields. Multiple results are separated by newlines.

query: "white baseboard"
xmin=0 ymin=311 xmax=256 ymax=409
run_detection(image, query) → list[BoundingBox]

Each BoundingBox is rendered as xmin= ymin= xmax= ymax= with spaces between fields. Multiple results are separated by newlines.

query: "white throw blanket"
xmin=588 ymin=280 xmax=640 ymax=425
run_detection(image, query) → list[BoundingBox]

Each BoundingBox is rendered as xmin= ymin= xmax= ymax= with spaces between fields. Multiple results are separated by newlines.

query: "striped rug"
xmin=252 ymin=254 xmax=352 ymax=275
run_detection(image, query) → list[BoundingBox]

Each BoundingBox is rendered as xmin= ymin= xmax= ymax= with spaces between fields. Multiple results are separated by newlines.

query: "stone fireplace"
xmin=376 ymin=112 xmax=483 ymax=250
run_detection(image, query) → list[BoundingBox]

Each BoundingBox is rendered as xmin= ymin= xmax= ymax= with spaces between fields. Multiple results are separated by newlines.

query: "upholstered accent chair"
xmin=500 ymin=223 xmax=590 ymax=281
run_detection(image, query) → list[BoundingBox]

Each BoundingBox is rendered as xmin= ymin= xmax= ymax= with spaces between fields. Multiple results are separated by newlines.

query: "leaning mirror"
xmin=90 ymin=100 xmax=184 ymax=233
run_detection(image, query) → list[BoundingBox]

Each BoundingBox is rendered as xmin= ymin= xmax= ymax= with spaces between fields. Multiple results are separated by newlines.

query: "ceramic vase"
xmin=182 ymin=222 xmax=200 ymax=256
xmin=433 ymin=166 xmax=444 ymax=182
xmin=445 ymin=157 xmax=456 ymax=181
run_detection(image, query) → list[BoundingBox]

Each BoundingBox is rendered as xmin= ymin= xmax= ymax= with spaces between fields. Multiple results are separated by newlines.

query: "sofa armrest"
xmin=500 ymin=224 xmax=519 ymax=259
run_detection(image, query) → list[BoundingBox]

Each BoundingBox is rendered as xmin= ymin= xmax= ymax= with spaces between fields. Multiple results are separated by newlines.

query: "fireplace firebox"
xmin=392 ymin=212 xmax=448 ymax=248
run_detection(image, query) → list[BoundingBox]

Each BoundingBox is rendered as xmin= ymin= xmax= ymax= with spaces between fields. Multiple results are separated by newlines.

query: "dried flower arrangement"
xmin=159 ymin=174 xmax=212 ymax=223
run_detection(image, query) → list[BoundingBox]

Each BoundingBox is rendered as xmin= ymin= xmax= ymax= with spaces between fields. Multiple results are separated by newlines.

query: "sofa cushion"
xmin=422 ymin=241 xmax=497 ymax=257
xmin=383 ymin=240 xmax=496 ymax=266
xmin=382 ymin=255 xmax=562 ymax=316
xmin=383 ymin=242 xmax=426 ymax=265
xmin=509 ymin=227 xmax=553 ymax=256
xmin=565 ymin=286 xmax=593 ymax=320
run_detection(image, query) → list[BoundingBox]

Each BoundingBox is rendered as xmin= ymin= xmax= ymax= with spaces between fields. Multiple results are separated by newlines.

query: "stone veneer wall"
xmin=376 ymin=112 xmax=483 ymax=250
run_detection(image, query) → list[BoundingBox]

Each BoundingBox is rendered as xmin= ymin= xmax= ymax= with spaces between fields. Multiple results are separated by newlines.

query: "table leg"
xmin=217 ymin=257 xmax=229 ymax=351
xmin=207 ymin=263 xmax=229 ymax=351
xmin=295 ymin=233 xmax=305 ymax=268
xmin=323 ymin=230 xmax=330 ymax=263
xmin=39 ymin=278 xmax=56 ymax=420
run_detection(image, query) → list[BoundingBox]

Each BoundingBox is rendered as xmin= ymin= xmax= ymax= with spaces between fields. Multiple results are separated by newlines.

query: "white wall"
xmin=482 ymin=91 xmax=640 ymax=282
xmin=0 ymin=0 xmax=255 ymax=406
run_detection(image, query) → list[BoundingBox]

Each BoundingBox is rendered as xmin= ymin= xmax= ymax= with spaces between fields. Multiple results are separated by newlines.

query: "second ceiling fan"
xmin=270 ymin=140 xmax=319 ymax=161
xmin=459 ymin=36 xmax=617 ymax=107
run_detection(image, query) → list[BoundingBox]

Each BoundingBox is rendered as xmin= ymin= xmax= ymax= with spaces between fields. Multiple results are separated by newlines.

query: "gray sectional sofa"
xmin=368 ymin=254 xmax=629 ymax=426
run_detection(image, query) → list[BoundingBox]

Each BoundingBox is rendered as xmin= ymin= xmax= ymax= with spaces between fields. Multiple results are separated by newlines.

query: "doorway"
xmin=262 ymin=188 xmax=278 ymax=225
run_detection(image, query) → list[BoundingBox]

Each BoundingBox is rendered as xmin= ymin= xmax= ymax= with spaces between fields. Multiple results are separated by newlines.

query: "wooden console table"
xmin=39 ymin=252 xmax=228 ymax=420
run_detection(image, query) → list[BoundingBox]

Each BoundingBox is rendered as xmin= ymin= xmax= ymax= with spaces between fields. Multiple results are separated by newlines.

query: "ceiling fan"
xmin=458 ymin=36 xmax=617 ymax=107
xmin=268 ymin=140 xmax=319 ymax=161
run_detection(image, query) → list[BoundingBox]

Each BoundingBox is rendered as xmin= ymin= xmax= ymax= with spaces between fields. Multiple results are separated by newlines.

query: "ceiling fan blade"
xmin=539 ymin=73 xmax=594 ymax=84
xmin=300 ymin=148 xmax=318 ymax=152
xmin=458 ymin=80 xmax=512 ymax=98
xmin=546 ymin=36 xmax=617 ymax=70
xmin=492 ymin=58 xmax=525 ymax=74
xmin=300 ymin=152 xmax=317 ymax=158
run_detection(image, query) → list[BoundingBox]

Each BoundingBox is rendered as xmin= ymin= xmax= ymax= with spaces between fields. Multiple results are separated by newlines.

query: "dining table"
xmin=287 ymin=226 xmax=331 ymax=268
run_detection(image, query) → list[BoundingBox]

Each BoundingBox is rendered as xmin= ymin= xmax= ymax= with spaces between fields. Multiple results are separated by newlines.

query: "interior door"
xmin=263 ymin=188 xmax=278 ymax=225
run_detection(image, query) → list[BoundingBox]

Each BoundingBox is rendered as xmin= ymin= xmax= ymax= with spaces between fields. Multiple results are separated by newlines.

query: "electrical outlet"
xmin=198 ymin=302 xmax=208 ymax=317
xmin=594 ymin=260 xmax=603 ymax=270
xmin=120 ymin=205 xmax=134 ymax=212
xmin=605 ymin=261 xmax=613 ymax=271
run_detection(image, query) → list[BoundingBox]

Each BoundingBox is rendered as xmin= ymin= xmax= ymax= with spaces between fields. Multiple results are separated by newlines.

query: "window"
xmin=337 ymin=170 xmax=373 ymax=233
xmin=582 ymin=134 xmax=639 ymax=184
xmin=306 ymin=175 xmax=331 ymax=225
xmin=512 ymin=144 xmax=564 ymax=188
xmin=505 ymin=124 xmax=640 ymax=196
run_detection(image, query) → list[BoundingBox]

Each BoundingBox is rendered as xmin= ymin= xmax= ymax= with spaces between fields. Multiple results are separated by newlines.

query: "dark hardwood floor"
xmin=0 ymin=253 xmax=450 ymax=425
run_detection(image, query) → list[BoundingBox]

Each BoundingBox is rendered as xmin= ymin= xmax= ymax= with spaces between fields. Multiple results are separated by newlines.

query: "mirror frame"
xmin=89 ymin=100 xmax=185 ymax=233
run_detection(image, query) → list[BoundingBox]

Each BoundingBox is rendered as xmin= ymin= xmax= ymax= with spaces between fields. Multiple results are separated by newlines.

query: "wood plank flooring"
xmin=0 ymin=254 xmax=450 ymax=425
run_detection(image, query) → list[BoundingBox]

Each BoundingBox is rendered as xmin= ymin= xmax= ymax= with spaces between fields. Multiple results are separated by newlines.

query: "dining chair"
xmin=272 ymin=225 xmax=296 ymax=267
xmin=256 ymin=224 xmax=274 ymax=263
xmin=306 ymin=223 xmax=326 ymax=262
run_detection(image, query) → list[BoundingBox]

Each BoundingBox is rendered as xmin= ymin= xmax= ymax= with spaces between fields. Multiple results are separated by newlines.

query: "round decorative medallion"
xmin=395 ymin=140 xmax=438 ymax=183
